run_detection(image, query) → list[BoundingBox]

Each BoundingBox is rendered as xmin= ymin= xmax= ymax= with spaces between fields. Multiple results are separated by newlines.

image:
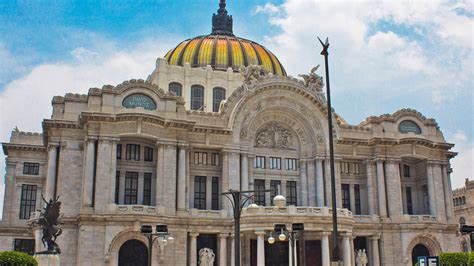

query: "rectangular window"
xmin=212 ymin=177 xmax=219 ymax=210
xmin=194 ymin=152 xmax=208 ymax=165
xmin=353 ymin=163 xmax=360 ymax=174
xmin=340 ymin=162 xmax=350 ymax=174
xmin=115 ymin=171 xmax=120 ymax=204
xmin=270 ymin=180 xmax=281 ymax=206
xmin=124 ymin=172 xmax=138 ymax=204
xmin=194 ymin=176 xmax=206 ymax=209
xmin=269 ymin=157 xmax=282 ymax=170
xmin=404 ymin=164 xmax=411 ymax=177
xmin=126 ymin=144 xmax=140 ymax=161
xmin=341 ymin=184 xmax=351 ymax=210
xmin=406 ymin=187 xmax=413 ymax=215
xmin=23 ymin=162 xmax=39 ymax=175
xmin=19 ymin=184 xmax=37 ymax=219
xmin=144 ymin=146 xmax=153 ymax=162
xmin=354 ymin=184 xmax=361 ymax=215
xmin=211 ymin=153 xmax=220 ymax=166
xmin=117 ymin=144 xmax=122 ymax=160
xmin=143 ymin=173 xmax=152 ymax=205
xmin=286 ymin=158 xmax=298 ymax=171
xmin=286 ymin=181 xmax=297 ymax=206
xmin=14 ymin=239 xmax=35 ymax=255
xmin=254 ymin=179 xmax=266 ymax=206
xmin=254 ymin=156 xmax=266 ymax=169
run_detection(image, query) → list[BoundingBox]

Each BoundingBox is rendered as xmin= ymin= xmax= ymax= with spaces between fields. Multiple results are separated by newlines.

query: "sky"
xmin=0 ymin=0 xmax=472 ymax=214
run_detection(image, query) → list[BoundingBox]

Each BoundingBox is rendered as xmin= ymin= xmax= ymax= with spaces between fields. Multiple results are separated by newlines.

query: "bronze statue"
xmin=36 ymin=196 xmax=62 ymax=254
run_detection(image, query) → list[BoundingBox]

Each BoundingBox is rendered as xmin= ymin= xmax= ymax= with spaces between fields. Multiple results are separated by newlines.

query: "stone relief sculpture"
xmin=240 ymin=65 xmax=268 ymax=91
xmin=255 ymin=123 xmax=294 ymax=150
xmin=356 ymin=249 xmax=368 ymax=266
xmin=198 ymin=248 xmax=215 ymax=266
xmin=299 ymin=65 xmax=323 ymax=92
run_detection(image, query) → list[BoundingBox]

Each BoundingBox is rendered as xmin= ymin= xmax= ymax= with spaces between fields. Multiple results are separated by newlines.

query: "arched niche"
xmin=405 ymin=234 xmax=442 ymax=265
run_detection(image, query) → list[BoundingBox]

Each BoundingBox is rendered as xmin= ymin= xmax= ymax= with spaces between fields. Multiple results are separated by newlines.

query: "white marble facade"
xmin=0 ymin=56 xmax=460 ymax=265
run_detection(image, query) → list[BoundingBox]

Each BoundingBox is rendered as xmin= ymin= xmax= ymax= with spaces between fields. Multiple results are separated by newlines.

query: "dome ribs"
xmin=236 ymin=38 xmax=249 ymax=67
xmin=225 ymin=36 xmax=233 ymax=70
xmin=192 ymin=36 xmax=206 ymax=68
xmin=261 ymin=46 xmax=277 ymax=75
xmin=177 ymin=38 xmax=194 ymax=66
xmin=211 ymin=35 xmax=218 ymax=68
xmin=249 ymin=42 xmax=263 ymax=68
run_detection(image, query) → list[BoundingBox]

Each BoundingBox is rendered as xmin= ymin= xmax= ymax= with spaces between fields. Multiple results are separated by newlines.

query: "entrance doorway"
xmin=411 ymin=244 xmax=430 ymax=265
xmin=118 ymin=239 xmax=148 ymax=266
xmin=250 ymin=240 xmax=322 ymax=266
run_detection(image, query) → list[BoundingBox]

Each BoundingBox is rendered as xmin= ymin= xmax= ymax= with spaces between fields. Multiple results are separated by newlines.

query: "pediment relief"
xmin=255 ymin=122 xmax=295 ymax=150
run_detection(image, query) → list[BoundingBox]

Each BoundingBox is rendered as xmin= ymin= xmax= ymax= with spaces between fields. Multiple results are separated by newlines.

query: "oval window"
xmin=398 ymin=120 xmax=421 ymax=134
xmin=122 ymin=94 xmax=156 ymax=110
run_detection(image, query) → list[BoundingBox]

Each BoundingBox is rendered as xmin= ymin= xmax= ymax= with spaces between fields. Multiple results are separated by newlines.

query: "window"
xmin=254 ymin=179 xmax=266 ymax=206
xmin=254 ymin=156 xmax=266 ymax=169
xmin=354 ymin=184 xmax=361 ymax=215
xmin=286 ymin=181 xmax=297 ymax=206
xmin=398 ymin=120 xmax=421 ymax=134
xmin=212 ymin=87 xmax=226 ymax=112
xmin=19 ymin=184 xmax=37 ymax=219
xmin=211 ymin=153 xmax=220 ymax=166
xmin=403 ymin=164 xmax=411 ymax=177
xmin=194 ymin=176 xmax=206 ymax=209
xmin=341 ymin=184 xmax=350 ymax=210
xmin=143 ymin=173 xmax=152 ymax=205
xmin=124 ymin=172 xmax=138 ymax=204
xmin=14 ymin=239 xmax=35 ymax=255
xmin=212 ymin=177 xmax=219 ymax=210
xmin=340 ymin=162 xmax=350 ymax=174
xmin=269 ymin=157 xmax=281 ymax=170
xmin=144 ymin=146 xmax=154 ymax=162
xmin=117 ymin=144 xmax=122 ymax=160
xmin=23 ymin=162 xmax=39 ymax=175
xmin=353 ymin=163 xmax=360 ymax=174
xmin=126 ymin=144 xmax=140 ymax=161
xmin=270 ymin=180 xmax=281 ymax=206
xmin=115 ymin=171 xmax=120 ymax=204
xmin=191 ymin=85 xmax=204 ymax=110
xmin=406 ymin=187 xmax=413 ymax=215
xmin=194 ymin=152 xmax=208 ymax=165
xmin=169 ymin=82 xmax=182 ymax=97
xmin=286 ymin=158 xmax=298 ymax=171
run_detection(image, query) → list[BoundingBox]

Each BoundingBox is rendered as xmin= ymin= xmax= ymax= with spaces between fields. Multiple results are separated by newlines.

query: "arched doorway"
xmin=411 ymin=244 xmax=430 ymax=265
xmin=118 ymin=239 xmax=148 ymax=266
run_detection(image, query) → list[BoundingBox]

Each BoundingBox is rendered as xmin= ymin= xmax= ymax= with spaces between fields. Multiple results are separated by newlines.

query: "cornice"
xmin=2 ymin=143 xmax=47 ymax=156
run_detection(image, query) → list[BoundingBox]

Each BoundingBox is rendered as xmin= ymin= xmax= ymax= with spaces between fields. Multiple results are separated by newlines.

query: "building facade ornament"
xmin=254 ymin=122 xmax=294 ymax=150
xmin=299 ymin=65 xmax=323 ymax=92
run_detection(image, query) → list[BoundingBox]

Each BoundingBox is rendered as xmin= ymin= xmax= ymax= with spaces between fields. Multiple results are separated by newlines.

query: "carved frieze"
xmin=255 ymin=123 xmax=294 ymax=150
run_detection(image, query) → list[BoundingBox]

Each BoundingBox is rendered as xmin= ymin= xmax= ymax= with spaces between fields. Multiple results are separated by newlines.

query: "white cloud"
xmin=449 ymin=131 xmax=474 ymax=189
xmin=255 ymin=3 xmax=281 ymax=14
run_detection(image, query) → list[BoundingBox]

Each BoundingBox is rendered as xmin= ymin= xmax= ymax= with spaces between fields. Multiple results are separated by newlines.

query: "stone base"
xmin=34 ymin=253 xmax=60 ymax=266
xmin=330 ymin=261 xmax=343 ymax=266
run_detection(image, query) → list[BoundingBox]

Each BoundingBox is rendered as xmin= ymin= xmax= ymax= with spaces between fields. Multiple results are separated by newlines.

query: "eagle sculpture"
xmin=36 ymin=196 xmax=62 ymax=254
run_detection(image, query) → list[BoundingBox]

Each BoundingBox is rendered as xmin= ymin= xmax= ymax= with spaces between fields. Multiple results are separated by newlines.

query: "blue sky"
xmin=0 ymin=0 xmax=473 ymax=205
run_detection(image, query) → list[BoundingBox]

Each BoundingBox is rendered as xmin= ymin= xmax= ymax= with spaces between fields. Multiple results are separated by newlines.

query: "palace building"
xmin=0 ymin=1 xmax=460 ymax=265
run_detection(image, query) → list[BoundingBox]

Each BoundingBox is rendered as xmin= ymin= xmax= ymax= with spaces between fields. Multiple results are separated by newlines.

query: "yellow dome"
xmin=164 ymin=0 xmax=286 ymax=76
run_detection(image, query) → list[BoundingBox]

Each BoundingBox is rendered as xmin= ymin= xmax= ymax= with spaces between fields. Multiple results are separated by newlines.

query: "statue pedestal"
xmin=34 ymin=253 xmax=60 ymax=266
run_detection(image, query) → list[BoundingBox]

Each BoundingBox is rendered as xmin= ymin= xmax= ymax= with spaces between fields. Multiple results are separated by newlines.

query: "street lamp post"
xmin=140 ymin=224 xmax=174 ymax=266
xmin=268 ymin=223 xmax=305 ymax=266
xmin=222 ymin=188 xmax=274 ymax=266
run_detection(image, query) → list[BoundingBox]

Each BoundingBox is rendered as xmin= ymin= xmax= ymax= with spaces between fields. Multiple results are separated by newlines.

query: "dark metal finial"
xmin=318 ymin=36 xmax=329 ymax=55
xmin=212 ymin=0 xmax=234 ymax=36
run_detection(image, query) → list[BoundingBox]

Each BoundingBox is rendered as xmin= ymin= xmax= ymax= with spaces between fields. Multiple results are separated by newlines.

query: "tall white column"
xmin=349 ymin=184 xmax=356 ymax=213
xmin=190 ymin=232 xmax=199 ymax=266
xmin=299 ymin=161 xmax=308 ymax=206
xmin=375 ymin=159 xmax=387 ymax=217
xmin=426 ymin=163 xmax=437 ymax=216
xmin=385 ymin=160 xmax=403 ymax=219
xmin=222 ymin=151 xmax=230 ymax=211
xmin=241 ymin=154 xmax=249 ymax=191
xmin=321 ymin=232 xmax=330 ymax=266
xmin=177 ymin=143 xmax=187 ymax=210
xmin=342 ymin=234 xmax=351 ymax=266
xmin=335 ymin=160 xmax=342 ymax=208
xmin=442 ymin=165 xmax=453 ymax=220
xmin=219 ymin=233 xmax=228 ymax=266
xmin=155 ymin=143 xmax=164 ymax=206
xmin=256 ymin=230 xmax=266 ymax=266
xmin=433 ymin=164 xmax=447 ymax=221
xmin=45 ymin=143 xmax=59 ymax=201
xmin=324 ymin=160 xmax=332 ymax=207
xmin=94 ymin=137 xmax=117 ymax=212
xmin=370 ymin=235 xmax=380 ymax=266
xmin=307 ymin=159 xmax=316 ymax=206
xmin=230 ymin=234 xmax=235 ymax=266
xmin=365 ymin=160 xmax=375 ymax=215
xmin=316 ymin=159 xmax=325 ymax=207
xmin=82 ymin=138 xmax=95 ymax=207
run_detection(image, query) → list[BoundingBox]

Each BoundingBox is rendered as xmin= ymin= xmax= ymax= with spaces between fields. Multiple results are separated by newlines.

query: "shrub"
xmin=468 ymin=251 xmax=474 ymax=266
xmin=439 ymin=252 xmax=468 ymax=266
xmin=0 ymin=251 xmax=38 ymax=266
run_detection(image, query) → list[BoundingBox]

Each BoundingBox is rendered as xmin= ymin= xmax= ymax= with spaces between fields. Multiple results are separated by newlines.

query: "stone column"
xmin=342 ymin=233 xmax=352 ymax=266
xmin=299 ymin=160 xmax=308 ymax=206
xmin=94 ymin=137 xmax=117 ymax=212
xmin=156 ymin=141 xmax=177 ymax=210
xmin=316 ymin=159 xmax=325 ymax=207
xmin=375 ymin=159 xmax=387 ymax=217
xmin=432 ymin=163 xmax=447 ymax=221
xmin=155 ymin=143 xmax=164 ymax=206
xmin=177 ymin=143 xmax=187 ymax=211
xmin=241 ymin=153 xmax=249 ymax=191
xmin=137 ymin=173 xmax=144 ymax=204
xmin=34 ymin=228 xmax=43 ymax=253
xmin=230 ymin=234 xmax=235 ymax=266
xmin=365 ymin=160 xmax=375 ymax=215
xmin=219 ymin=233 xmax=228 ymax=266
xmin=289 ymin=240 xmax=294 ymax=266
xmin=442 ymin=164 xmax=453 ymax=220
xmin=321 ymin=231 xmax=330 ymax=266
xmin=324 ymin=160 xmax=332 ymax=207
xmin=222 ymin=151 xmax=230 ymax=211
xmin=45 ymin=143 xmax=59 ymax=201
xmin=307 ymin=159 xmax=316 ymax=206
xmin=82 ymin=138 xmax=96 ymax=207
xmin=426 ymin=163 xmax=437 ymax=216
xmin=335 ymin=159 xmax=342 ymax=208
xmin=190 ymin=232 xmax=199 ymax=266
xmin=256 ymin=230 xmax=266 ymax=266
xmin=349 ymin=184 xmax=356 ymax=213
xmin=370 ymin=235 xmax=380 ymax=266
xmin=385 ymin=160 xmax=403 ymax=219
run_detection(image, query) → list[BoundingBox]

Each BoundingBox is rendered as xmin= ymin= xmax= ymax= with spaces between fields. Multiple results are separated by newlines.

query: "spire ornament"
xmin=211 ymin=0 xmax=233 ymax=35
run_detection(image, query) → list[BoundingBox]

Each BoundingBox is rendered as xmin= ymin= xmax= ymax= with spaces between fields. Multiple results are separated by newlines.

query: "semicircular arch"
xmin=406 ymin=234 xmax=442 ymax=264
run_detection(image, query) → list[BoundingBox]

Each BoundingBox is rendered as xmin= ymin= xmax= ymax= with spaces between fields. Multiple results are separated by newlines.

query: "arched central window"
xmin=398 ymin=120 xmax=422 ymax=134
xmin=169 ymin=82 xmax=182 ymax=97
xmin=191 ymin=85 xmax=204 ymax=110
xmin=212 ymin=87 xmax=226 ymax=112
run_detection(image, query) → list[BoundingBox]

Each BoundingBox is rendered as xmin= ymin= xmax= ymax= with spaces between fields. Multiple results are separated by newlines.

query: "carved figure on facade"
xmin=240 ymin=65 xmax=268 ymax=91
xmin=35 ymin=196 xmax=63 ymax=254
xmin=356 ymin=249 xmax=368 ymax=266
xmin=255 ymin=123 xmax=294 ymax=150
xmin=299 ymin=65 xmax=323 ymax=92
xmin=198 ymin=248 xmax=215 ymax=266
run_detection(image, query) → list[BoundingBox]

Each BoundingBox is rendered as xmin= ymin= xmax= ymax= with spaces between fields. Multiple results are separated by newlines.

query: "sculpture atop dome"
xmin=212 ymin=0 xmax=233 ymax=36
